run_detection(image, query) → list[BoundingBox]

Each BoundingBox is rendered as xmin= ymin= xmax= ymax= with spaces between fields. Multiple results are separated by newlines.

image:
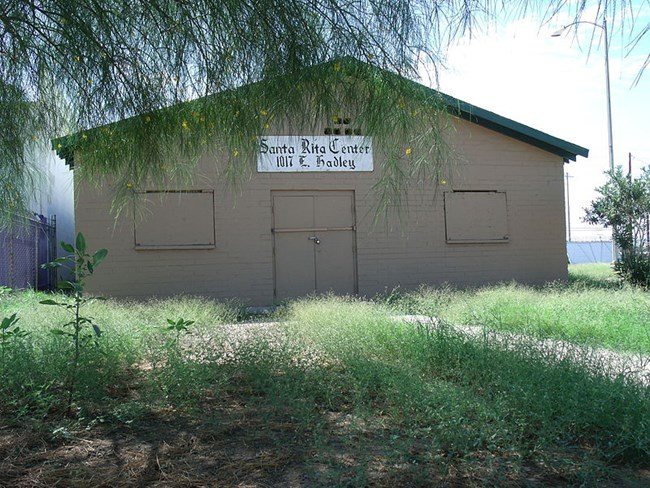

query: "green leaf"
xmin=65 ymin=281 xmax=82 ymax=293
xmin=61 ymin=241 xmax=75 ymax=253
xmin=41 ymin=262 xmax=62 ymax=269
xmin=87 ymin=261 xmax=94 ymax=274
xmin=1 ymin=313 xmax=18 ymax=328
xmin=92 ymin=324 xmax=102 ymax=337
xmin=76 ymin=233 xmax=86 ymax=254
xmin=39 ymin=299 xmax=60 ymax=306
xmin=93 ymin=249 xmax=108 ymax=267
xmin=51 ymin=329 xmax=70 ymax=336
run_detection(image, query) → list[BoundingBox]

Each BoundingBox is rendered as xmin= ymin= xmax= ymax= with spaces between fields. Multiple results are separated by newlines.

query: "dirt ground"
xmin=2 ymin=320 xmax=650 ymax=487
xmin=2 ymin=400 xmax=650 ymax=488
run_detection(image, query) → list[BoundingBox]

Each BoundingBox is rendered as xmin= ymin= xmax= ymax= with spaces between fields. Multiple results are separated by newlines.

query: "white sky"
xmin=422 ymin=9 xmax=650 ymax=241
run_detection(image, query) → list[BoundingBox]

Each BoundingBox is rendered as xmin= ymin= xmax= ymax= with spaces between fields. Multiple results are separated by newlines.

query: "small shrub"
xmin=585 ymin=167 xmax=650 ymax=287
xmin=0 ymin=313 xmax=29 ymax=367
xmin=40 ymin=232 xmax=108 ymax=415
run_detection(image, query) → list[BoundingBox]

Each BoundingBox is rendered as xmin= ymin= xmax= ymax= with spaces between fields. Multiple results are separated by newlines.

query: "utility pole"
xmin=552 ymin=17 xmax=616 ymax=259
xmin=629 ymin=152 xmax=632 ymax=178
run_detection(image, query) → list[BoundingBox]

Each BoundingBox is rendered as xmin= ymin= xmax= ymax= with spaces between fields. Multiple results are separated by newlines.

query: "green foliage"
xmin=162 ymin=317 xmax=196 ymax=336
xmin=0 ymin=313 xmax=29 ymax=367
xmin=2 ymin=280 xmax=650 ymax=481
xmin=0 ymin=292 xmax=239 ymax=418
xmin=2 ymin=1 xmax=647 ymax=226
xmin=381 ymin=267 xmax=650 ymax=354
xmin=235 ymin=296 xmax=650 ymax=476
xmin=585 ymin=167 xmax=650 ymax=287
xmin=567 ymin=262 xmax=621 ymax=289
xmin=2 ymin=0 xmax=466 ymax=224
xmin=39 ymin=232 xmax=108 ymax=414
xmin=0 ymin=81 xmax=44 ymax=225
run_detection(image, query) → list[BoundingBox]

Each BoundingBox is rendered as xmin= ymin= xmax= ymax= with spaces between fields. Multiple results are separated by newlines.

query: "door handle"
xmin=308 ymin=236 xmax=320 ymax=245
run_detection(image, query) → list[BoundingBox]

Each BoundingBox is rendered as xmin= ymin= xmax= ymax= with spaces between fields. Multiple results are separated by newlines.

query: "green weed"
xmin=1 ymin=266 xmax=649 ymax=484
xmin=381 ymin=264 xmax=650 ymax=353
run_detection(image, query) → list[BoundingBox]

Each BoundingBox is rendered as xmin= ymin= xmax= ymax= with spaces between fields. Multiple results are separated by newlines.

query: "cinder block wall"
xmin=76 ymin=117 xmax=567 ymax=305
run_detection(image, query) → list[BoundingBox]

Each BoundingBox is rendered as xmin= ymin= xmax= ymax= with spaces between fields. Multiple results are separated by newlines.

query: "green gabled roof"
xmin=355 ymin=57 xmax=588 ymax=162
xmin=53 ymin=57 xmax=588 ymax=165
xmin=437 ymin=92 xmax=588 ymax=162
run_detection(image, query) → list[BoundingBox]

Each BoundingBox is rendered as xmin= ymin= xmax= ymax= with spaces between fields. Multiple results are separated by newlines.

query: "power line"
xmin=631 ymin=154 xmax=650 ymax=167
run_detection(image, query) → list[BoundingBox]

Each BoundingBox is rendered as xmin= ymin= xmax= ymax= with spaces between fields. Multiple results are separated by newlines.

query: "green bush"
xmin=585 ymin=167 xmax=650 ymax=287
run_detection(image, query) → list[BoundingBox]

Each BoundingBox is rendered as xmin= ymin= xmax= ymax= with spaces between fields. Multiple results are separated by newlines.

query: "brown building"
xmin=56 ymin=72 xmax=588 ymax=306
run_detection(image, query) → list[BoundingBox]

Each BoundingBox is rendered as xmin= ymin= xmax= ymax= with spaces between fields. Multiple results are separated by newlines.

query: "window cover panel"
xmin=134 ymin=190 xmax=215 ymax=249
xmin=444 ymin=191 xmax=509 ymax=243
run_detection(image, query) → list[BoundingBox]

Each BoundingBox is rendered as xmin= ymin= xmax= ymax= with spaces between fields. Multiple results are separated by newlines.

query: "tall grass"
xmin=382 ymin=264 xmax=650 ymax=354
xmin=1 ymin=269 xmax=650 ymax=484
xmin=0 ymin=292 xmax=238 ymax=417
xmin=235 ymin=297 xmax=650 ymax=481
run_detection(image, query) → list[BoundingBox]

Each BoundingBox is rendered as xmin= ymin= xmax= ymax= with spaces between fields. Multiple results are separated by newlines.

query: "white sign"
xmin=257 ymin=136 xmax=373 ymax=172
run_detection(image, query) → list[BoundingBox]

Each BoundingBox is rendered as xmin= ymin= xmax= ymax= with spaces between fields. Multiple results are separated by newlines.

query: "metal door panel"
xmin=274 ymin=232 xmax=316 ymax=300
xmin=273 ymin=194 xmax=314 ymax=229
xmin=314 ymin=191 xmax=354 ymax=228
xmin=315 ymin=230 xmax=356 ymax=295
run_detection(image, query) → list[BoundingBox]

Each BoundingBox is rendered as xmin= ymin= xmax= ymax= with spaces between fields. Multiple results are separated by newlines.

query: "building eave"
xmin=438 ymin=92 xmax=589 ymax=162
xmin=52 ymin=57 xmax=589 ymax=166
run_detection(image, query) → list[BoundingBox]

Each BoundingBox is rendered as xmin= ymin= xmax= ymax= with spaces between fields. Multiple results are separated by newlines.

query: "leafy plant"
xmin=39 ymin=232 xmax=108 ymax=414
xmin=0 ymin=313 xmax=29 ymax=367
xmin=161 ymin=317 xmax=195 ymax=349
xmin=585 ymin=167 xmax=650 ymax=287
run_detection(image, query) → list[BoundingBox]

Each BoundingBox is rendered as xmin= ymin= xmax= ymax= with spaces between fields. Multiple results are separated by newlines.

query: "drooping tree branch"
xmin=0 ymin=0 xmax=647 ymax=225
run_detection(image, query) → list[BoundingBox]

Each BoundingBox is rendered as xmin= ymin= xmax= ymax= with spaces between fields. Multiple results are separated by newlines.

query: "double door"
xmin=272 ymin=191 xmax=357 ymax=300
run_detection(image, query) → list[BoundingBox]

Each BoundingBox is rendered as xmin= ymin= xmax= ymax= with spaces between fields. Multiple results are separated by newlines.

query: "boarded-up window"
xmin=444 ymin=191 xmax=509 ymax=243
xmin=134 ymin=190 xmax=215 ymax=249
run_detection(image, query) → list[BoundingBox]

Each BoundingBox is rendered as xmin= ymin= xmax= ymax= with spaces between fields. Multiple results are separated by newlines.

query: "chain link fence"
xmin=0 ymin=215 xmax=57 ymax=290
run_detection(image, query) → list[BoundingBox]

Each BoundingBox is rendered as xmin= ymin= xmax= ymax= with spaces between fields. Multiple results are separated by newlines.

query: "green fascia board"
xmin=332 ymin=57 xmax=588 ymax=161
xmin=437 ymin=92 xmax=589 ymax=161
xmin=52 ymin=56 xmax=588 ymax=165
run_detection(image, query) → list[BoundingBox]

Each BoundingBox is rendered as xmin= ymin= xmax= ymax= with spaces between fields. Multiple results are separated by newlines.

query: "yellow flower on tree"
xmin=405 ymin=148 xmax=412 ymax=155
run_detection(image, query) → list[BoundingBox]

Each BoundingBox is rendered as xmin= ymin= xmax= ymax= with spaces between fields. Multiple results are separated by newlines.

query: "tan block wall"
xmin=76 ymin=117 xmax=568 ymax=305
